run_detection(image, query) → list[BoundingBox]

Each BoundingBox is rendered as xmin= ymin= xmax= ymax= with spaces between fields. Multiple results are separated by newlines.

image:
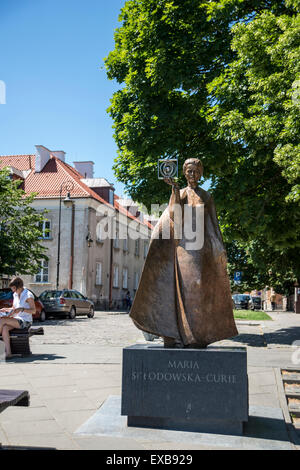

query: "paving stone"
xmin=51 ymin=409 xmax=96 ymax=433
xmin=34 ymin=385 xmax=86 ymax=400
xmin=0 ymin=406 xmax=53 ymax=423
xmin=43 ymin=396 xmax=96 ymax=413
xmin=73 ymin=435 xmax=145 ymax=450
xmin=1 ymin=418 xmax=63 ymax=438
xmin=7 ymin=433 xmax=80 ymax=450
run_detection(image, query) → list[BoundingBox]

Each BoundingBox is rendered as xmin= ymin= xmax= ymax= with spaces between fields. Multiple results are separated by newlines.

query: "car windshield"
xmin=0 ymin=290 xmax=13 ymax=300
xmin=40 ymin=290 xmax=62 ymax=300
xmin=234 ymin=295 xmax=250 ymax=301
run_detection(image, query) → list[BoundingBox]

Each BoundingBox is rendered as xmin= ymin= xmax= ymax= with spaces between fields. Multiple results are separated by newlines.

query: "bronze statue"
xmin=130 ymin=158 xmax=238 ymax=348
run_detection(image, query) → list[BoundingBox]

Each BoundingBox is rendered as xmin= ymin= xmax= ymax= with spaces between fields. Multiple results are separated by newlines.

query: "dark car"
xmin=0 ymin=288 xmax=47 ymax=322
xmin=249 ymin=296 xmax=262 ymax=310
xmin=232 ymin=294 xmax=251 ymax=310
xmin=39 ymin=289 xmax=94 ymax=319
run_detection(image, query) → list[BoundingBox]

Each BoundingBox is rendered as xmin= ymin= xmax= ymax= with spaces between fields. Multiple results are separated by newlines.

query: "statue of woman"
xmin=130 ymin=158 xmax=238 ymax=348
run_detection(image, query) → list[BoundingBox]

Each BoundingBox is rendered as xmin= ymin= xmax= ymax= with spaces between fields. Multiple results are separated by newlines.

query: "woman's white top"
xmin=13 ymin=288 xmax=34 ymax=323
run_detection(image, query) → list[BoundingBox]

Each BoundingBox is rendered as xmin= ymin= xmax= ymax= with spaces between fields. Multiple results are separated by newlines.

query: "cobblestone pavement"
xmin=30 ymin=310 xmax=300 ymax=350
xmin=30 ymin=311 xmax=145 ymax=347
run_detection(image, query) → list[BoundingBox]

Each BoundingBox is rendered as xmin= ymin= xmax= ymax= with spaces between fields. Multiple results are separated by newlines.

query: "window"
xmin=135 ymin=239 xmax=140 ymax=256
xmin=123 ymin=238 xmax=128 ymax=252
xmin=113 ymin=265 xmax=119 ymax=288
xmin=96 ymin=262 xmax=102 ymax=285
xmin=39 ymin=220 xmax=51 ymax=239
xmin=74 ymin=291 xmax=85 ymax=299
xmin=40 ymin=290 xmax=62 ymax=300
xmin=71 ymin=291 xmax=80 ymax=299
xmin=113 ymin=228 xmax=119 ymax=248
xmin=122 ymin=268 xmax=128 ymax=289
xmin=109 ymin=189 xmax=114 ymax=206
xmin=134 ymin=271 xmax=139 ymax=290
xmin=35 ymin=260 xmax=49 ymax=283
xmin=96 ymin=223 xmax=103 ymax=242
xmin=144 ymin=241 xmax=149 ymax=258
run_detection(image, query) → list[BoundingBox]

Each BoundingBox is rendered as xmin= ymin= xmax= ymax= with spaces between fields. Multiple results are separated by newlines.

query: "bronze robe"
xmin=130 ymin=186 xmax=238 ymax=347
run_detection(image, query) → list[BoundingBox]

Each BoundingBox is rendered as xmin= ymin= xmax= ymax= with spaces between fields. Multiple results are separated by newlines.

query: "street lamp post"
xmin=56 ymin=181 xmax=74 ymax=291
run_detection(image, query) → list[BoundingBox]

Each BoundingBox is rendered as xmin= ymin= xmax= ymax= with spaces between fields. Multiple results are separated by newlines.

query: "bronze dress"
xmin=130 ymin=186 xmax=238 ymax=348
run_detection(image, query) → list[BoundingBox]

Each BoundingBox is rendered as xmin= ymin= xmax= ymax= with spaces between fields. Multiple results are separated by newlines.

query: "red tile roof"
xmin=0 ymin=153 xmax=153 ymax=229
xmin=24 ymin=157 xmax=91 ymax=198
xmin=0 ymin=154 xmax=35 ymax=171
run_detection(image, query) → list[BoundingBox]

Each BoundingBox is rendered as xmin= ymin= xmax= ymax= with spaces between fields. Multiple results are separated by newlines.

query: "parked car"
xmin=248 ymin=296 xmax=262 ymax=310
xmin=232 ymin=294 xmax=251 ymax=310
xmin=0 ymin=288 xmax=47 ymax=322
xmin=39 ymin=289 xmax=94 ymax=319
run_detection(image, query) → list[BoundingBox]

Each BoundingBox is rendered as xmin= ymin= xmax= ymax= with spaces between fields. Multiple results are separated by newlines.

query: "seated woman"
xmin=0 ymin=277 xmax=36 ymax=359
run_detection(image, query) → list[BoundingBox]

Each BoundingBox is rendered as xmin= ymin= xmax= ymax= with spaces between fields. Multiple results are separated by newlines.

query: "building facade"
xmin=0 ymin=146 xmax=153 ymax=309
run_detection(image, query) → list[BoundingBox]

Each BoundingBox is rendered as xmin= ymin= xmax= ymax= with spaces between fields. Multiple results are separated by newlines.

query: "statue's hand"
xmin=163 ymin=177 xmax=180 ymax=190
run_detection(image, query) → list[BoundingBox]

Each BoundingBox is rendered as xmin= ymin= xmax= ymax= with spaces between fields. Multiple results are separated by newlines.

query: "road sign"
xmin=234 ymin=271 xmax=242 ymax=282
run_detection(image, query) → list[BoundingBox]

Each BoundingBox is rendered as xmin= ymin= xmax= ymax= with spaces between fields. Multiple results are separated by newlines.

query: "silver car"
xmin=39 ymin=290 xmax=94 ymax=319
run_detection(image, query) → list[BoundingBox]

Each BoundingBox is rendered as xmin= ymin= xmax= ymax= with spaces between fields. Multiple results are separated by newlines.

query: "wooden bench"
xmin=0 ymin=326 xmax=44 ymax=356
xmin=0 ymin=389 xmax=30 ymax=413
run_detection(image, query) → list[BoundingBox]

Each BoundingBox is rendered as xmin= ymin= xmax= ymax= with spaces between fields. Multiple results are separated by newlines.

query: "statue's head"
xmin=183 ymin=158 xmax=203 ymax=188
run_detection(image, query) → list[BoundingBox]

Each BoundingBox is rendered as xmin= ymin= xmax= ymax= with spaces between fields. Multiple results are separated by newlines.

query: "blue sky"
xmin=0 ymin=0 xmax=127 ymax=195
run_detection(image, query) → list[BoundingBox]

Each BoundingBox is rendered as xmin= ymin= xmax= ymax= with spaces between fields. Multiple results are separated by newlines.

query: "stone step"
xmin=285 ymin=389 xmax=300 ymax=398
xmin=282 ymin=374 xmax=300 ymax=384
xmin=288 ymin=403 xmax=300 ymax=416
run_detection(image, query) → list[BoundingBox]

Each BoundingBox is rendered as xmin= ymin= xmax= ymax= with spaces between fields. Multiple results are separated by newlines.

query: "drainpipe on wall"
xmin=109 ymin=237 xmax=113 ymax=310
xmin=85 ymin=208 xmax=93 ymax=298
xmin=68 ymin=202 xmax=75 ymax=289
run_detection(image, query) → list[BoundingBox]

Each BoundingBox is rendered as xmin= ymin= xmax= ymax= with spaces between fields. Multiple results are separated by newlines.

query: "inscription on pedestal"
xmin=121 ymin=345 xmax=248 ymax=435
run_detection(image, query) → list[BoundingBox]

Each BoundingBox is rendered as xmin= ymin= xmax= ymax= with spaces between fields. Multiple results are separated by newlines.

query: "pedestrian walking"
xmin=270 ymin=293 xmax=276 ymax=311
xmin=125 ymin=290 xmax=132 ymax=313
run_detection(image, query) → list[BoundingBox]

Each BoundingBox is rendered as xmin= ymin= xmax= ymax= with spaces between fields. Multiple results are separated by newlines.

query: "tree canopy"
xmin=0 ymin=167 xmax=48 ymax=276
xmin=105 ymin=0 xmax=300 ymax=292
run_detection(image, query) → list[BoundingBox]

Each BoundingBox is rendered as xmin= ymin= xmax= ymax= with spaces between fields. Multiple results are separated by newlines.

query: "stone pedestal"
xmin=121 ymin=345 xmax=248 ymax=436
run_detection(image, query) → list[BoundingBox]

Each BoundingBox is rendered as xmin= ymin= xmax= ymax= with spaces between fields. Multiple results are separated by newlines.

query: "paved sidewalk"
xmin=0 ymin=311 xmax=300 ymax=450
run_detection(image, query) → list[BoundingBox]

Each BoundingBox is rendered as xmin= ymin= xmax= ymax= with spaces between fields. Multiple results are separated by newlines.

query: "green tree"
xmin=208 ymin=2 xmax=300 ymax=249
xmin=0 ymin=166 xmax=48 ymax=276
xmin=208 ymin=1 xmax=300 ymax=293
xmin=226 ymin=239 xmax=299 ymax=294
xmin=105 ymin=0 xmax=300 ymax=292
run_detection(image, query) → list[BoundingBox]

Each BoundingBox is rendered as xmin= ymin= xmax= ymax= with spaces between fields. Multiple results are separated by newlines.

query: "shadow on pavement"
xmin=35 ymin=317 xmax=92 ymax=326
xmin=4 ymin=354 xmax=66 ymax=363
xmin=244 ymin=415 xmax=290 ymax=442
xmin=263 ymin=326 xmax=300 ymax=346
xmin=226 ymin=333 xmax=266 ymax=348
xmin=222 ymin=326 xmax=300 ymax=349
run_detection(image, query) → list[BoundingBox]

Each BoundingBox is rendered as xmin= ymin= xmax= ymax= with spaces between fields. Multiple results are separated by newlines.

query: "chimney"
xmin=73 ymin=161 xmax=94 ymax=178
xmin=51 ymin=150 xmax=66 ymax=162
xmin=35 ymin=146 xmax=66 ymax=172
xmin=35 ymin=145 xmax=51 ymax=172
